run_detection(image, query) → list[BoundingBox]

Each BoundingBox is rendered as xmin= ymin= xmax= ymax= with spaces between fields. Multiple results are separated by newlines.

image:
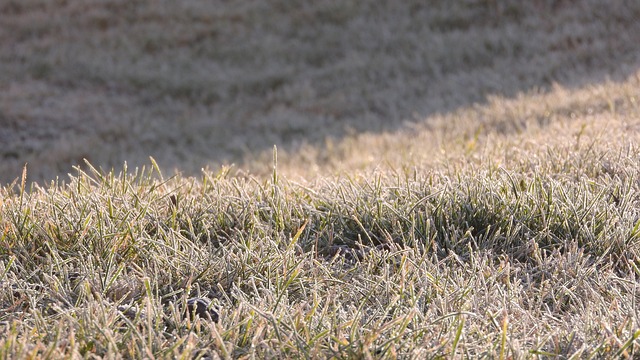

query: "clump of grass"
xmin=2 ymin=135 xmax=640 ymax=357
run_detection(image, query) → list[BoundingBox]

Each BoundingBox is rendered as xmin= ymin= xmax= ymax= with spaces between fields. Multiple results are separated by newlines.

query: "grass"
xmin=2 ymin=130 xmax=640 ymax=357
xmin=1 ymin=0 xmax=640 ymax=183
xmin=2 ymin=0 xmax=640 ymax=358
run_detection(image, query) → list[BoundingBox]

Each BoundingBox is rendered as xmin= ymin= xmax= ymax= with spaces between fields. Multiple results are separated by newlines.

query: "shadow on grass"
xmin=1 ymin=0 xmax=639 ymax=183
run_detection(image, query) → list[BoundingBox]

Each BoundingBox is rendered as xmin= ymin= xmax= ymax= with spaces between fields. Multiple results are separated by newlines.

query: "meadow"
xmin=1 ymin=0 xmax=640 ymax=358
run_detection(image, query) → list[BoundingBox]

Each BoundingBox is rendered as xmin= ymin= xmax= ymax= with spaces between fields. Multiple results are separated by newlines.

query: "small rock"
xmin=185 ymin=297 xmax=219 ymax=323
xmin=117 ymin=305 xmax=145 ymax=320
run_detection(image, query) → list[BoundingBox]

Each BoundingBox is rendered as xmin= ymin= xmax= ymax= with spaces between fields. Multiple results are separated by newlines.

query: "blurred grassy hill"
xmin=1 ymin=0 xmax=639 ymax=183
xmin=2 ymin=2 xmax=640 ymax=357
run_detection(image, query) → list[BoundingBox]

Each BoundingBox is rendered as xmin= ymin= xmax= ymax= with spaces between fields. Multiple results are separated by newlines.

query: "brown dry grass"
xmin=1 ymin=0 xmax=639 ymax=184
xmin=1 ymin=1 xmax=640 ymax=358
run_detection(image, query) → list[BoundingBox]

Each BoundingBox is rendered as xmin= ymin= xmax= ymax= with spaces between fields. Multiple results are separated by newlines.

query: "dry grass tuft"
xmin=2 ymin=118 xmax=640 ymax=357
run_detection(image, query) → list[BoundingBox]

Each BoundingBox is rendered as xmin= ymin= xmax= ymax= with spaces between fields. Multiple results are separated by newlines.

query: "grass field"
xmin=2 ymin=0 xmax=640 ymax=358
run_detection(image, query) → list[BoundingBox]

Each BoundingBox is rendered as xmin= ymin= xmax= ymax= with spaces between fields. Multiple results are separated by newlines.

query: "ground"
xmin=1 ymin=0 xmax=639 ymax=184
xmin=1 ymin=1 xmax=640 ymax=358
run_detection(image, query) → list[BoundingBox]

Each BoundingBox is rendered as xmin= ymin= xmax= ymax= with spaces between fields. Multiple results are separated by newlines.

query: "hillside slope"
xmin=1 ymin=0 xmax=639 ymax=183
xmin=1 ymin=1 xmax=640 ymax=358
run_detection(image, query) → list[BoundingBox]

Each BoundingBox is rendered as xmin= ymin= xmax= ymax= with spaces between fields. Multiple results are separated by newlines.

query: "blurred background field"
xmin=1 ymin=0 xmax=639 ymax=183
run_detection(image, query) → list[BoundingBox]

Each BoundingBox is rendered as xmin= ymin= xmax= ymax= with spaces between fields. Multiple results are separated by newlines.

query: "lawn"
xmin=1 ymin=0 xmax=640 ymax=358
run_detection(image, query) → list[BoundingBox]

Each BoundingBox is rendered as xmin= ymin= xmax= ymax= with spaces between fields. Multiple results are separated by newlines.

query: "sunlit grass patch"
xmin=2 ymin=136 xmax=640 ymax=357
